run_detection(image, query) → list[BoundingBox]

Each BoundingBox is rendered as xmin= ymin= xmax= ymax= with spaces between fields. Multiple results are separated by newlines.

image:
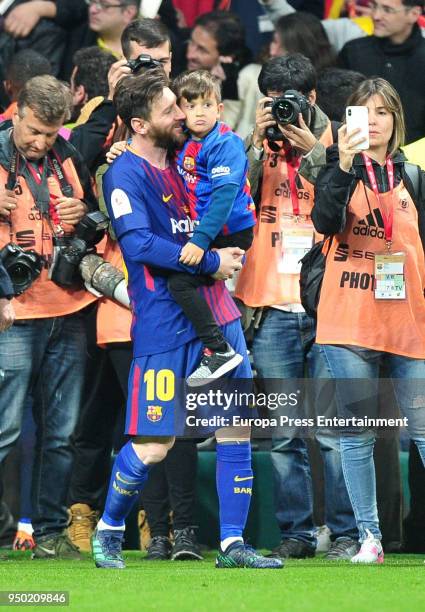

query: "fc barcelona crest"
xmin=147 ymin=405 xmax=163 ymax=422
xmin=183 ymin=156 xmax=195 ymax=171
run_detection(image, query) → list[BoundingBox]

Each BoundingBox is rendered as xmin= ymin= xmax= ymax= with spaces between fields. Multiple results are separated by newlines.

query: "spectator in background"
xmin=270 ymin=12 xmax=337 ymax=71
xmin=0 ymin=48 xmax=52 ymax=120
xmin=87 ymin=0 xmax=140 ymax=57
xmin=338 ymin=0 xmax=425 ymax=143
xmin=259 ymin=0 xmax=370 ymax=53
xmin=316 ymin=67 xmax=365 ymax=120
xmin=69 ymin=46 xmax=117 ymax=124
xmin=186 ymin=10 xmax=261 ymax=137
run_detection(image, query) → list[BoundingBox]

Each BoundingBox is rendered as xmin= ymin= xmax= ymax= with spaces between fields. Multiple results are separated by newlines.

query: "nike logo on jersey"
xmin=162 ymin=194 xmax=173 ymax=202
xmin=234 ymin=475 xmax=254 ymax=482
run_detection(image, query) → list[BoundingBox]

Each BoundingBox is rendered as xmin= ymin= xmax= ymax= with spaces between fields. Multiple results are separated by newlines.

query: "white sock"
xmin=97 ymin=518 xmax=125 ymax=532
xmin=220 ymin=536 xmax=243 ymax=552
xmin=17 ymin=521 xmax=33 ymax=535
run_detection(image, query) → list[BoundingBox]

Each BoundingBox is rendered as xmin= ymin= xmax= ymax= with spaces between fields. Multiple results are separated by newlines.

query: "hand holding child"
xmin=180 ymin=242 xmax=205 ymax=266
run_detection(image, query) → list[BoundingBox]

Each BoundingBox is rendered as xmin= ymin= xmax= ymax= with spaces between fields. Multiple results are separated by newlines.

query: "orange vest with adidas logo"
xmin=0 ymin=157 xmax=97 ymax=319
xmin=316 ymin=179 xmax=425 ymax=358
xmin=235 ymin=123 xmax=333 ymax=307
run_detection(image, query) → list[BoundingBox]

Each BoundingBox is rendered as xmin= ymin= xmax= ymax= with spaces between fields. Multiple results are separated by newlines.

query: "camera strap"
xmin=283 ymin=142 xmax=302 ymax=216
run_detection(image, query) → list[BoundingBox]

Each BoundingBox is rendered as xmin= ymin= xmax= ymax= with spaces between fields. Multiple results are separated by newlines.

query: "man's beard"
xmin=150 ymin=124 xmax=186 ymax=155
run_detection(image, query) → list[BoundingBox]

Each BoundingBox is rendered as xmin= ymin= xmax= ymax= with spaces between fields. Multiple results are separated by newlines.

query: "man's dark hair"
xmin=6 ymin=49 xmax=52 ymax=90
xmin=121 ymin=18 xmax=170 ymax=60
xmin=316 ymin=68 xmax=365 ymax=121
xmin=258 ymin=54 xmax=317 ymax=96
xmin=194 ymin=11 xmax=250 ymax=63
xmin=113 ymin=69 xmax=168 ymax=132
xmin=73 ymin=47 xmax=116 ymax=100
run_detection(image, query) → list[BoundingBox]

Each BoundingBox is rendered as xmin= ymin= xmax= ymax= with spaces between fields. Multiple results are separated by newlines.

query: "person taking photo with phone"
xmin=311 ymin=77 xmax=425 ymax=564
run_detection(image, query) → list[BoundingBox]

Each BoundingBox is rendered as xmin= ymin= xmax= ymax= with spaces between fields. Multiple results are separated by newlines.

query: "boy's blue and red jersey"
xmin=176 ymin=122 xmax=256 ymax=240
xmin=102 ymin=146 xmax=241 ymax=357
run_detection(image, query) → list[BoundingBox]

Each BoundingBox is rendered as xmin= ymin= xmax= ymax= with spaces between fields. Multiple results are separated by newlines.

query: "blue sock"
xmin=102 ymin=441 xmax=151 ymax=527
xmin=216 ymin=442 xmax=253 ymax=541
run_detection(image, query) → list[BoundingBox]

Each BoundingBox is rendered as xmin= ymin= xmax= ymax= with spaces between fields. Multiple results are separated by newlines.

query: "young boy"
xmin=170 ymin=70 xmax=256 ymax=386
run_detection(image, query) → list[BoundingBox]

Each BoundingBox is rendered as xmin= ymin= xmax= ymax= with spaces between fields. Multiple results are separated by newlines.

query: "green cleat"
xmin=91 ymin=528 xmax=125 ymax=569
xmin=216 ymin=542 xmax=284 ymax=569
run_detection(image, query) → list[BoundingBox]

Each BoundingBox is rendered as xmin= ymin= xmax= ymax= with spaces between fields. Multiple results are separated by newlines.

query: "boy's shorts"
xmin=126 ymin=319 xmax=253 ymax=437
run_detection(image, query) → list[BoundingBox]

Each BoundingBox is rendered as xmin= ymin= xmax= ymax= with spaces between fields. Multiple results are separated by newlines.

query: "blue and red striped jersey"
xmin=103 ymin=146 xmax=241 ymax=357
xmin=177 ymin=122 xmax=256 ymax=238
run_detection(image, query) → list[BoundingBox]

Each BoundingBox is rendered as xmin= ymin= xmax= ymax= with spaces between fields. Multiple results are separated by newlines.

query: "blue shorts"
xmin=126 ymin=319 xmax=253 ymax=437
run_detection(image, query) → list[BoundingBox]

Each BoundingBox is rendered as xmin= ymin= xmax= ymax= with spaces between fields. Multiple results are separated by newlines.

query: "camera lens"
xmin=274 ymin=100 xmax=297 ymax=125
xmin=9 ymin=262 xmax=32 ymax=293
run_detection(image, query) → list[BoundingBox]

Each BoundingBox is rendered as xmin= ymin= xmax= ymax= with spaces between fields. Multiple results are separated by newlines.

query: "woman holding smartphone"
xmin=311 ymin=77 xmax=425 ymax=563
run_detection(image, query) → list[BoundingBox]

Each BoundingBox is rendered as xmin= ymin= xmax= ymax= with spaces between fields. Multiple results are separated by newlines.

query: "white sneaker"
xmin=351 ymin=529 xmax=384 ymax=564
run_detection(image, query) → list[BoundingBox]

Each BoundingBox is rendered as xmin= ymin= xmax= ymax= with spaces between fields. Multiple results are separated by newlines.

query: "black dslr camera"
xmin=0 ymin=243 xmax=43 ymax=295
xmin=266 ymin=90 xmax=312 ymax=141
xmin=50 ymin=211 xmax=109 ymax=288
xmin=126 ymin=54 xmax=164 ymax=73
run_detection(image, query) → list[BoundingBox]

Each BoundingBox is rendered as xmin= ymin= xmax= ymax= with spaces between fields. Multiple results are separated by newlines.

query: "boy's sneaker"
xmin=91 ymin=528 xmax=125 ymax=569
xmin=324 ymin=538 xmax=360 ymax=560
xmin=171 ymin=527 xmax=203 ymax=561
xmin=351 ymin=530 xmax=384 ymax=564
xmin=68 ymin=504 xmax=99 ymax=552
xmin=32 ymin=531 xmax=81 ymax=560
xmin=216 ymin=542 xmax=283 ymax=569
xmin=146 ymin=536 xmax=172 ymax=560
xmin=187 ymin=344 xmax=243 ymax=387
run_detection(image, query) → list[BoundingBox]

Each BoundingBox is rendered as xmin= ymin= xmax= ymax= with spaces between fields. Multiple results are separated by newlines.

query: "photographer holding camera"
xmin=235 ymin=54 xmax=358 ymax=560
xmin=0 ymin=74 xmax=102 ymax=560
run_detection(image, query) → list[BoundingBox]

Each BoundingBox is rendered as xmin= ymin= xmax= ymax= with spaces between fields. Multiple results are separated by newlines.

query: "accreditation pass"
xmin=278 ymin=226 xmax=314 ymax=274
xmin=374 ymin=252 xmax=406 ymax=300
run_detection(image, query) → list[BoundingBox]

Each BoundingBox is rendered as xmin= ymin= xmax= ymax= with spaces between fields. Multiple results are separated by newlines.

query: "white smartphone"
xmin=346 ymin=106 xmax=369 ymax=150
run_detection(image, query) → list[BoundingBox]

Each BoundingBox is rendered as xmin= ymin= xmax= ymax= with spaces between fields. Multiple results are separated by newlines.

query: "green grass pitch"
xmin=0 ymin=551 xmax=424 ymax=612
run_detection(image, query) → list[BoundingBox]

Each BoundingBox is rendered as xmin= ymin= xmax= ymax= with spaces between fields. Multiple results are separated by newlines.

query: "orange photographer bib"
xmin=96 ymin=236 xmax=132 ymax=346
xmin=316 ymin=180 xmax=425 ymax=358
xmin=0 ymin=159 xmax=97 ymax=319
xmin=235 ymin=123 xmax=333 ymax=307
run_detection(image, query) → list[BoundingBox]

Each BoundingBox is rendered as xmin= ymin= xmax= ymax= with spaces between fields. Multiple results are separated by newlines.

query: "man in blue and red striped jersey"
xmin=91 ymin=68 xmax=283 ymax=570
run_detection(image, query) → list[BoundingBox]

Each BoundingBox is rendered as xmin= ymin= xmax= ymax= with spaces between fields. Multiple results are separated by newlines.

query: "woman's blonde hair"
xmin=346 ymin=77 xmax=405 ymax=156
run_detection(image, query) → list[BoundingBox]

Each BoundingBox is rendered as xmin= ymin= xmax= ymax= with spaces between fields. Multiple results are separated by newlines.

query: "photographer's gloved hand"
xmin=0 ymin=186 xmax=18 ymax=218
xmin=252 ymin=97 xmax=276 ymax=149
xmin=56 ymin=198 xmax=88 ymax=226
xmin=279 ymin=114 xmax=318 ymax=155
xmin=0 ymin=298 xmax=15 ymax=333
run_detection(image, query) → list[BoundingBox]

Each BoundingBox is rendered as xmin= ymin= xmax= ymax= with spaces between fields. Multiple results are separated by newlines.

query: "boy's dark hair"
xmin=121 ymin=18 xmax=170 ymax=60
xmin=173 ymin=70 xmax=221 ymax=103
xmin=258 ymin=53 xmax=317 ymax=96
xmin=6 ymin=49 xmax=52 ymax=90
xmin=72 ymin=47 xmax=116 ymax=100
xmin=113 ymin=69 xmax=168 ymax=133
xmin=316 ymin=68 xmax=365 ymax=121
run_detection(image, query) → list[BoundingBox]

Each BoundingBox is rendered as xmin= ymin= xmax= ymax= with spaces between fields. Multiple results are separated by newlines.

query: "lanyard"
xmin=362 ymin=153 xmax=394 ymax=249
xmin=283 ymin=143 xmax=302 ymax=217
